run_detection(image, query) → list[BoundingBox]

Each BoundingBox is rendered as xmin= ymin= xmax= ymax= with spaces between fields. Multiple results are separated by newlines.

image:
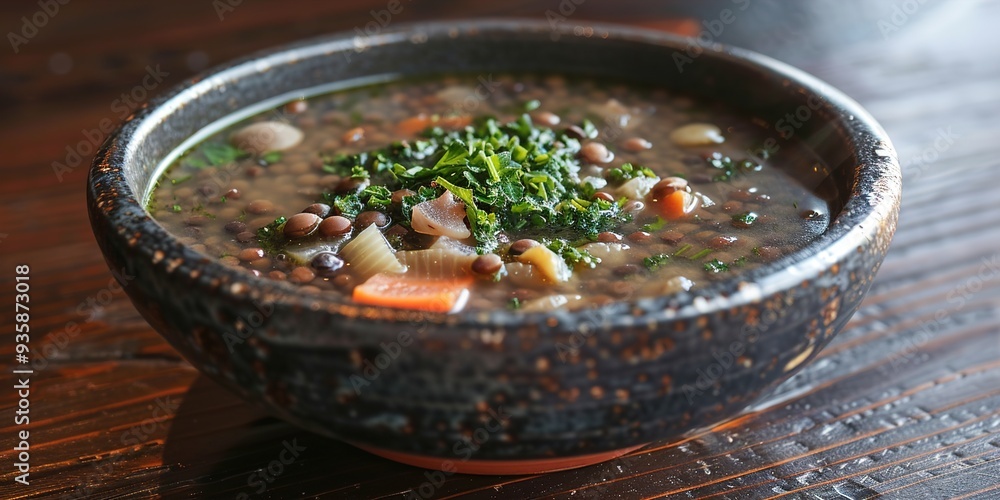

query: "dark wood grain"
xmin=1 ymin=1 xmax=999 ymax=498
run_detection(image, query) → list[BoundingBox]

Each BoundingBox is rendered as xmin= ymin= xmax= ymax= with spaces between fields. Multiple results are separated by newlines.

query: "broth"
xmin=149 ymin=74 xmax=832 ymax=312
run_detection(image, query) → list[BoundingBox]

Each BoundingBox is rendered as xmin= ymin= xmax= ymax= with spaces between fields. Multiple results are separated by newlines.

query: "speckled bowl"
xmin=88 ymin=20 xmax=900 ymax=474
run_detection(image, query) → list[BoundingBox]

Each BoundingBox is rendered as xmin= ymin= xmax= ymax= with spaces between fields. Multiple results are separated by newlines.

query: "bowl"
xmin=88 ymin=20 xmax=901 ymax=474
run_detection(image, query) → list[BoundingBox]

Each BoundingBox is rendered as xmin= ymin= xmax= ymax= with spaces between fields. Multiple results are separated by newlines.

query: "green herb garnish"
xmin=202 ymin=143 xmax=247 ymax=166
xmin=171 ymin=174 xmax=192 ymax=185
xmin=705 ymin=155 xmax=762 ymax=182
xmin=318 ymin=115 xmax=631 ymax=253
xmin=643 ymin=253 xmax=672 ymax=271
xmin=256 ymin=216 xmax=287 ymax=254
xmin=547 ymin=239 xmax=600 ymax=268
xmin=606 ymin=163 xmax=656 ymax=185
xmin=262 ymin=151 xmax=282 ymax=164
xmin=642 ymin=216 xmax=668 ymax=232
xmin=688 ymin=248 xmax=713 ymax=260
xmin=732 ymin=211 xmax=759 ymax=226
xmin=704 ymin=259 xmax=730 ymax=273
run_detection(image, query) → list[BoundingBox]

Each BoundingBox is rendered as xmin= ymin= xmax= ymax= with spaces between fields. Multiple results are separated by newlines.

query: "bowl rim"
xmin=88 ymin=18 xmax=901 ymax=330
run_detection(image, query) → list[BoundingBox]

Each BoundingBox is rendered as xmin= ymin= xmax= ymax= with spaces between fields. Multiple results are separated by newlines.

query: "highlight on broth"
xmin=148 ymin=75 xmax=832 ymax=313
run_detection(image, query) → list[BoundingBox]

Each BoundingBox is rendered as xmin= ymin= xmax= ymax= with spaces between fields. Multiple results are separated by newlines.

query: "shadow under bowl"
xmin=88 ymin=20 xmax=901 ymax=474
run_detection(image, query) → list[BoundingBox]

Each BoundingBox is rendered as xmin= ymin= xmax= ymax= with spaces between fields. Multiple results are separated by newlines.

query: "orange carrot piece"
xmin=352 ymin=273 xmax=473 ymax=313
xmin=656 ymin=190 xmax=696 ymax=220
xmin=437 ymin=115 xmax=473 ymax=129
xmin=396 ymin=114 xmax=432 ymax=136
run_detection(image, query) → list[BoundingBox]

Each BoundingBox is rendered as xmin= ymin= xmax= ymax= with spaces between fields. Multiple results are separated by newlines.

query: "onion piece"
xmin=516 ymin=245 xmax=572 ymax=283
xmin=617 ymin=175 xmax=660 ymax=200
xmin=396 ymin=249 xmax=476 ymax=279
xmin=339 ymin=224 xmax=406 ymax=280
xmin=579 ymin=242 xmax=631 ymax=268
xmin=504 ymin=262 xmax=546 ymax=288
xmin=411 ymin=191 xmax=471 ymax=239
xmin=430 ymin=236 xmax=477 ymax=255
xmin=521 ymin=294 xmax=585 ymax=312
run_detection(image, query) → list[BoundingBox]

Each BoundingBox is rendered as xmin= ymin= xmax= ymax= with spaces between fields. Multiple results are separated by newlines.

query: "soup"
xmin=148 ymin=74 xmax=832 ymax=313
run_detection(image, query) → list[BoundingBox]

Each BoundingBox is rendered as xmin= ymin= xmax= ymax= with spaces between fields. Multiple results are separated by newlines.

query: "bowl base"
xmin=350 ymin=442 xmax=648 ymax=475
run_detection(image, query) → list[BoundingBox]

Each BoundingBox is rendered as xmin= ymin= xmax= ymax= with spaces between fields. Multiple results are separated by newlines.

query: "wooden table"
xmin=2 ymin=1 xmax=999 ymax=498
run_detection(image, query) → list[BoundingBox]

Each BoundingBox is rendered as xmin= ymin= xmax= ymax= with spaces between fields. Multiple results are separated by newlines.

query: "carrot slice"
xmin=396 ymin=114 xmax=433 ymax=136
xmin=437 ymin=115 xmax=473 ymax=129
xmin=656 ymin=190 xmax=697 ymax=220
xmin=352 ymin=273 xmax=473 ymax=313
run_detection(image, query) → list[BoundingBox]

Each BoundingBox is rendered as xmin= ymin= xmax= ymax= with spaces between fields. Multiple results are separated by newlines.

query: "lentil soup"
xmin=148 ymin=74 xmax=834 ymax=312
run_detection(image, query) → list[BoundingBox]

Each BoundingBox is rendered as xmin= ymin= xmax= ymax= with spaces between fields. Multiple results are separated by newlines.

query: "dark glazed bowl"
xmin=88 ymin=20 xmax=901 ymax=473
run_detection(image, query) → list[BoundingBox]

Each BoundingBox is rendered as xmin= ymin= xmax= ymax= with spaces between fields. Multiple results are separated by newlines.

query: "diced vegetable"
xmin=516 ymin=245 xmax=572 ymax=283
xmin=504 ymin=262 xmax=547 ymax=288
xmin=579 ymin=242 xmax=631 ymax=268
xmin=429 ymin=236 xmax=477 ymax=255
xmin=353 ymin=273 xmax=472 ymax=313
xmin=339 ymin=224 xmax=406 ymax=280
xmin=616 ymin=175 xmax=660 ymax=200
xmin=396 ymin=114 xmax=433 ymax=136
xmin=397 ymin=248 xmax=476 ymax=279
xmin=654 ymin=190 xmax=699 ymax=220
xmin=521 ymin=294 xmax=585 ymax=312
xmin=410 ymin=191 xmax=472 ymax=239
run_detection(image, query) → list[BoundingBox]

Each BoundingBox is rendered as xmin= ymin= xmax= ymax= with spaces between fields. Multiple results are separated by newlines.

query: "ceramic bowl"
xmin=88 ymin=20 xmax=901 ymax=474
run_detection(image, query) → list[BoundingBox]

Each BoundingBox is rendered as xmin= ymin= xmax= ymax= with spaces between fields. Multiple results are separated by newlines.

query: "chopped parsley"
xmin=317 ymin=115 xmax=631 ymax=253
xmin=732 ymin=211 xmax=759 ymax=227
xmin=256 ymin=216 xmax=287 ymax=254
xmin=178 ymin=142 xmax=249 ymax=170
xmin=262 ymin=151 xmax=283 ymax=164
xmin=705 ymin=155 xmax=762 ymax=182
xmin=202 ymin=143 xmax=247 ymax=166
xmin=688 ymin=248 xmax=713 ymax=260
xmin=641 ymin=216 xmax=668 ymax=232
xmin=643 ymin=253 xmax=672 ymax=271
xmin=704 ymin=259 xmax=730 ymax=273
xmin=547 ymin=239 xmax=600 ymax=268
xmin=606 ymin=163 xmax=656 ymax=185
